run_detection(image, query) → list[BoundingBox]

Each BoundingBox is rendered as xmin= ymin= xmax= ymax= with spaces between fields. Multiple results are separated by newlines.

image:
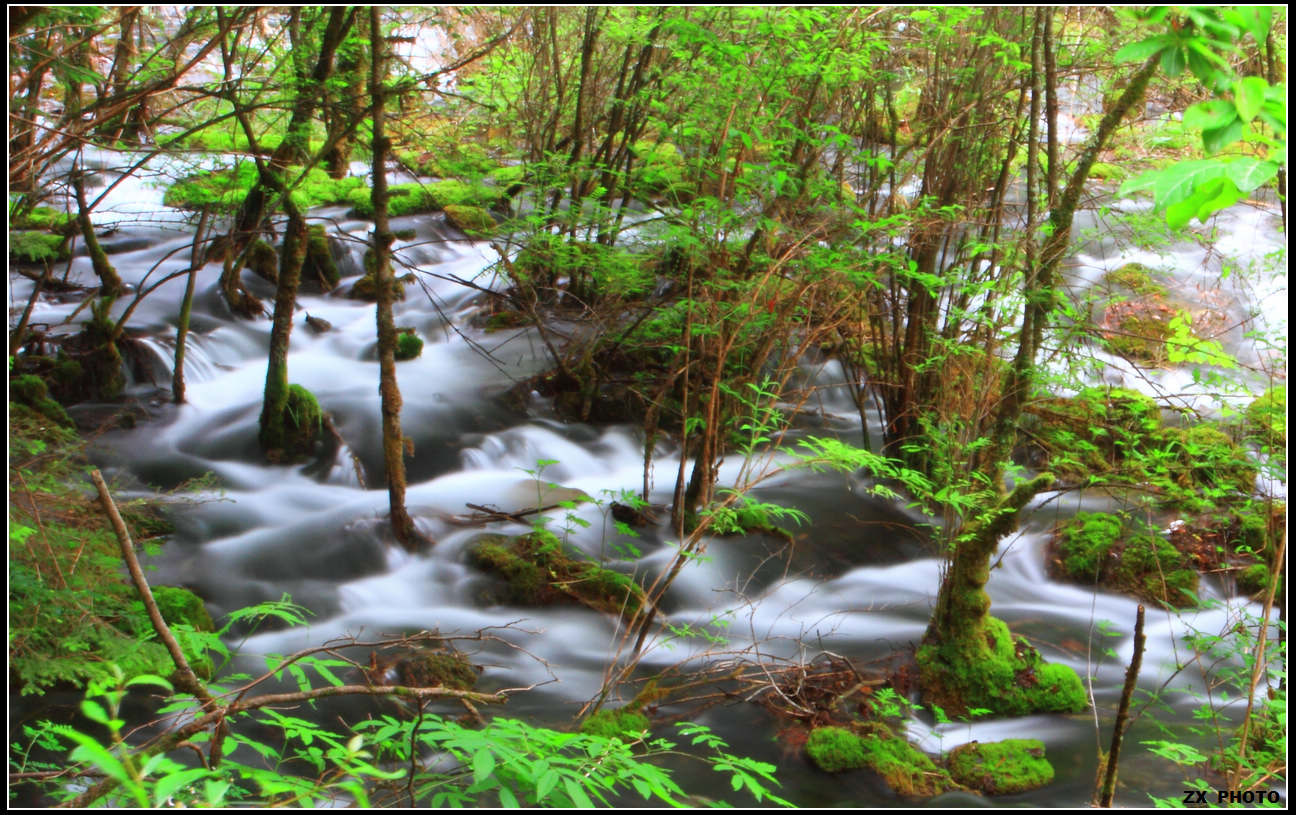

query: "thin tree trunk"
xmin=173 ymin=208 xmax=211 ymax=404
xmin=370 ymin=7 xmax=417 ymax=549
xmin=257 ymin=204 xmax=307 ymax=456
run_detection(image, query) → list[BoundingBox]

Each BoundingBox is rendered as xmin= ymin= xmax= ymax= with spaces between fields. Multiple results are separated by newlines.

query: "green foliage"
xmin=1245 ymin=386 xmax=1286 ymax=453
xmin=346 ymin=180 xmax=501 ymax=218
xmin=1117 ymin=8 xmax=1284 ymax=226
xmin=9 ymin=231 xmax=69 ymax=263
xmin=1052 ymin=512 xmax=1200 ymax=607
xmin=442 ymin=204 xmax=496 ymax=237
xmin=8 ymin=404 xmax=216 ymax=694
xmin=946 ymin=739 xmax=1054 ymax=795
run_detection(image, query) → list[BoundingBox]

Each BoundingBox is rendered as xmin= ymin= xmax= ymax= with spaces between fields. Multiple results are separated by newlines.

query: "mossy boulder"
xmin=805 ymin=726 xmax=868 ymax=773
xmin=280 ymin=384 xmax=323 ymax=460
xmin=580 ymin=708 xmax=650 ymax=740
xmin=806 ymin=724 xmax=959 ymax=797
xmin=393 ymin=648 xmax=479 ymax=690
xmin=10 ymin=374 xmax=73 ymax=427
xmin=1102 ymin=306 xmax=1175 ymax=364
xmin=443 ymin=204 xmax=495 ymax=238
xmin=917 ymin=616 xmax=1087 ymax=718
xmin=1102 ymin=262 xmax=1167 ymax=297
xmin=1236 ymin=562 xmax=1280 ymax=596
xmin=1050 ymin=512 xmax=1199 ymax=607
xmin=302 ymin=224 xmax=341 ymax=291
xmin=395 ymin=332 xmax=424 ymax=361
xmin=245 ymin=239 xmax=279 ymax=284
xmin=348 ymin=267 xmax=416 ymax=301
xmin=467 ymin=530 xmax=645 ymax=619
xmin=165 ymin=163 xmax=364 ymax=212
xmin=347 ymin=180 xmax=502 ymax=219
xmin=947 ymin=739 xmax=1055 ymax=795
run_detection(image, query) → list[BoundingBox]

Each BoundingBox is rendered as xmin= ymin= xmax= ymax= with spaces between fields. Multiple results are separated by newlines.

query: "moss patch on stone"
xmin=394 ymin=648 xmax=479 ymax=690
xmin=1102 ymin=262 xmax=1167 ymax=297
xmin=164 ymin=163 xmax=365 ymax=212
xmin=443 ymin=204 xmax=496 ymax=237
xmin=1050 ymin=512 xmax=1199 ymax=607
xmin=10 ymin=374 xmax=74 ymax=427
xmin=346 ymin=179 xmax=501 ymax=219
xmin=917 ymin=616 xmax=1087 ymax=718
xmin=467 ymin=530 xmax=646 ymax=619
xmin=580 ymin=708 xmax=650 ymax=740
xmin=303 ymin=224 xmax=341 ymax=290
xmin=145 ymin=586 xmax=217 ymax=679
xmin=805 ymin=726 xmax=868 ymax=773
xmin=947 ymin=739 xmax=1054 ymax=795
xmin=246 ymin=238 xmax=279 ymax=283
xmin=806 ymin=724 xmax=958 ymax=797
xmin=1245 ymin=386 xmax=1286 ymax=456
xmin=395 ymin=332 xmax=424 ymax=361
xmin=280 ymin=384 xmax=323 ymax=461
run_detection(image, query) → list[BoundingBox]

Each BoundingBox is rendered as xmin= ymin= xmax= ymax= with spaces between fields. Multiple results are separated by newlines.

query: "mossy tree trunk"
xmin=370 ymin=8 xmax=417 ymax=549
xmin=257 ymin=203 xmax=307 ymax=457
xmin=269 ymin=7 xmax=354 ymax=171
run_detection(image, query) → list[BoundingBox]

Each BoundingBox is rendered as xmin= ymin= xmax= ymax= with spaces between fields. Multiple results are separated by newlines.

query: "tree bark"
xmin=370 ymin=8 xmax=417 ymax=549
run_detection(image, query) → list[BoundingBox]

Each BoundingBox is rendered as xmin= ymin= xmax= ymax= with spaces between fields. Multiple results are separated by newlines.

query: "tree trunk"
xmin=370 ymin=7 xmax=418 ymax=550
xmin=257 ymin=205 xmax=307 ymax=456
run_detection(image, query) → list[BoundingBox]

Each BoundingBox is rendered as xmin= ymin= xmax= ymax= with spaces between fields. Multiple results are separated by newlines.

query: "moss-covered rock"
xmin=805 ymin=726 xmax=868 ymax=773
xmin=467 ymin=530 xmax=645 ymax=619
xmin=394 ymin=648 xmax=479 ymax=690
xmin=443 ymin=204 xmax=495 ymax=238
xmin=807 ymin=724 xmax=959 ymax=797
xmin=280 ymin=384 xmax=323 ymax=460
xmin=245 ymin=238 xmax=279 ymax=284
xmin=1050 ymin=512 xmax=1200 ymax=607
xmin=302 ymin=224 xmax=341 ymax=290
xmin=918 ymin=616 xmax=1087 ymax=718
xmin=1160 ymin=424 xmax=1257 ymax=496
xmin=947 ymin=739 xmax=1054 ymax=795
xmin=580 ymin=708 xmax=650 ymax=740
xmin=346 ymin=179 xmax=502 ymax=219
xmin=1103 ymin=308 xmax=1174 ymax=364
xmin=164 ymin=163 xmax=365 ymax=212
xmin=1102 ymin=263 xmax=1167 ymax=297
xmin=348 ymin=265 xmax=416 ymax=301
xmin=395 ymin=332 xmax=424 ymax=361
xmin=10 ymin=374 xmax=74 ymax=427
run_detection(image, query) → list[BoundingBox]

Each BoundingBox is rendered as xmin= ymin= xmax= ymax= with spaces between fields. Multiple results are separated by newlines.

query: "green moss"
xmin=1055 ymin=511 xmax=1121 ymax=582
xmin=11 ymin=206 xmax=74 ymax=233
xmin=395 ymin=332 xmax=424 ymax=361
xmin=303 ymin=224 xmax=340 ymax=290
xmin=947 ymin=739 xmax=1054 ymax=795
xmin=860 ymin=723 xmax=957 ymax=797
xmin=10 ymin=374 xmax=73 ymax=427
xmin=281 ymin=384 xmax=323 ymax=460
xmin=164 ymin=163 xmax=364 ymax=212
xmin=1237 ymin=563 xmax=1279 ymax=596
xmin=917 ymin=616 xmax=1086 ymax=718
xmin=10 ymin=230 xmax=69 ymax=263
xmin=394 ymin=649 xmax=479 ymax=690
xmin=1104 ymin=312 xmax=1173 ymax=363
xmin=467 ymin=530 xmax=646 ymax=619
xmin=246 ymin=239 xmax=278 ymax=283
xmin=348 ymin=269 xmax=416 ymax=301
xmin=806 ymin=727 xmax=868 ymax=773
xmin=146 ymin=586 xmax=216 ymax=679
xmin=1160 ymin=424 xmax=1257 ymax=496
xmin=1087 ymin=162 xmax=1128 ymax=182
xmin=1052 ymin=512 xmax=1200 ymax=607
xmin=443 ymin=204 xmax=495 ymax=237
xmin=1102 ymin=263 xmax=1167 ymax=297
xmin=347 ymin=180 xmax=501 ymax=219
xmin=580 ymin=708 xmax=650 ymax=740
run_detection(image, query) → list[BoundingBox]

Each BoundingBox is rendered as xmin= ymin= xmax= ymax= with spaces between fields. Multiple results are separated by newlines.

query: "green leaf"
xmin=1201 ymin=118 xmax=1244 ymax=154
xmin=564 ymin=777 xmax=595 ymax=808
xmin=472 ymin=748 xmax=496 ymax=786
xmin=1160 ymin=46 xmax=1186 ymax=77
xmin=1183 ymin=99 xmax=1236 ymax=131
xmin=536 ymin=769 xmax=560 ymax=802
xmin=1233 ymin=76 xmax=1268 ymax=123
xmin=1225 ymin=158 xmax=1278 ymax=192
xmin=1152 ymin=160 xmax=1225 ymax=208
xmin=80 ymin=699 xmax=110 ymax=725
xmin=1114 ymin=34 xmax=1172 ymax=63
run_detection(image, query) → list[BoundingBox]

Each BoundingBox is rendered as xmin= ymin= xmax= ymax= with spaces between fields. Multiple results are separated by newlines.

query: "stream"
xmin=13 ymin=149 xmax=1286 ymax=807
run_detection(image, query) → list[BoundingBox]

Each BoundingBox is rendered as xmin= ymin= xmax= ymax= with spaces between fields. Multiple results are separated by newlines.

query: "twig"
xmin=1097 ymin=604 xmax=1145 ymax=807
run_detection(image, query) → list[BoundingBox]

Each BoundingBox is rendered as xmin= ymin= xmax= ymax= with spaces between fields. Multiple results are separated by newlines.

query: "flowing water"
xmin=14 ymin=150 xmax=1285 ymax=806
